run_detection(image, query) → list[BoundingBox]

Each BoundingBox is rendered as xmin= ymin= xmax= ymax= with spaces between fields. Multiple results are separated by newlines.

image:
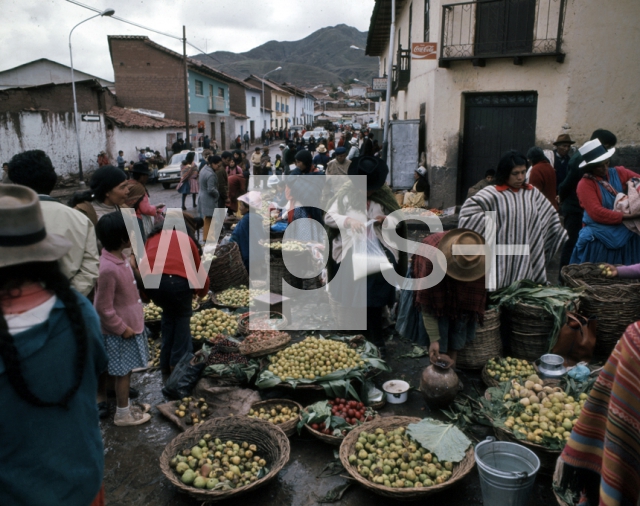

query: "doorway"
xmin=460 ymin=92 xmax=537 ymax=200
xmin=220 ymin=122 xmax=226 ymax=150
xmin=210 ymin=122 xmax=216 ymax=141
xmin=250 ymin=120 xmax=255 ymax=143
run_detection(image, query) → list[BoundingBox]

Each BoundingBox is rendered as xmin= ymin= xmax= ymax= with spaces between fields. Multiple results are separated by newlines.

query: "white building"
xmin=0 ymin=58 xmax=114 ymax=90
xmin=281 ymin=83 xmax=317 ymax=128
xmin=366 ymin=0 xmax=640 ymax=206
xmin=347 ymin=85 xmax=367 ymax=98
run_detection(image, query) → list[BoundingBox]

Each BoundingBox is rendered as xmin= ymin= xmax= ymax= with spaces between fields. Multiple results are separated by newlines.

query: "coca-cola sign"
xmin=411 ymin=42 xmax=438 ymax=59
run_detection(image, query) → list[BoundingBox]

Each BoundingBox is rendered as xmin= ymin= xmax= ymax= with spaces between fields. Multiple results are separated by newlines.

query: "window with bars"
xmin=195 ymin=80 xmax=203 ymax=96
xmin=252 ymin=96 xmax=256 ymax=107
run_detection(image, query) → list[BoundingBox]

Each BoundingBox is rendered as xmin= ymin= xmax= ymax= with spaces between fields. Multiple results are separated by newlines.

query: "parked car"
xmin=157 ymin=149 xmax=204 ymax=189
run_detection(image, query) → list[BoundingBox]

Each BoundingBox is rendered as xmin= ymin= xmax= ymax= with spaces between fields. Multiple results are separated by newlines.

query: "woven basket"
xmin=304 ymin=421 xmax=344 ymax=446
xmin=511 ymin=329 xmax=551 ymax=362
xmin=481 ymin=363 xmax=501 ymax=388
xmin=237 ymin=312 xmax=288 ymax=336
xmin=339 ymin=416 xmax=476 ymax=499
xmin=211 ymin=291 xmax=248 ymax=310
xmin=248 ymin=399 xmax=302 ymax=437
xmin=159 ymin=416 xmax=290 ymax=502
xmin=239 ymin=332 xmax=291 ymax=358
xmin=493 ymin=425 xmax=560 ymax=475
xmin=457 ymin=309 xmax=502 ymax=370
xmin=208 ymin=243 xmax=249 ymax=293
xmin=561 ymin=263 xmax=640 ymax=360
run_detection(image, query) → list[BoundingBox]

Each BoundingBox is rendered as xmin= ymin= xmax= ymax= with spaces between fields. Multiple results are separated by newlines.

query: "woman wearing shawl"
xmin=124 ymin=162 xmax=163 ymax=242
xmin=570 ymin=139 xmax=640 ymax=265
xmin=176 ymin=151 xmax=199 ymax=210
xmin=325 ymin=156 xmax=407 ymax=355
xmin=554 ymin=320 xmax=640 ymax=506
xmin=458 ymin=150 xmax=567 ymax=291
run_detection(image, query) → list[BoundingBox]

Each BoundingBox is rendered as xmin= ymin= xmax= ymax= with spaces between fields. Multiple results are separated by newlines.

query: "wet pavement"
xmin=102 ymin=330 xmax=558 ymax=506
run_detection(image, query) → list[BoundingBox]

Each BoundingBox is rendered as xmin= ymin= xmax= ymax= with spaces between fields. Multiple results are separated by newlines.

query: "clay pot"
xmin=419 ymin=355 xmax=461 ymax=407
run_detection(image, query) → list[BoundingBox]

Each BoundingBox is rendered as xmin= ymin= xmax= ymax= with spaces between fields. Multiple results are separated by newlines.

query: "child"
xmin=94 ymin=212 xmax=151 ymax=426
xmin=274 ymin=154 xmax=283 ymax=175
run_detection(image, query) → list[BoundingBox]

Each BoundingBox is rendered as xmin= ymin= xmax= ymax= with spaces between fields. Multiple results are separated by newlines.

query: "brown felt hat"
xmin=553 ymin=134 xmax=576 ymax=146
xmin=437 ymin=228 xmax=485 ymax=282
xmin=0 ymin=185 xmax=71 ymax=268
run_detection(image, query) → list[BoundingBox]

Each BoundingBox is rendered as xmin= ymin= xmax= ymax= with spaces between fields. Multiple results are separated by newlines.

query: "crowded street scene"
xmin=1 ymin=0 xmax=640 ymax=505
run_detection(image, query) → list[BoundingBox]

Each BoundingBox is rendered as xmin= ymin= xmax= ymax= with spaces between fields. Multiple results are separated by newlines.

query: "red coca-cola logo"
xmin=412 ymin=43 xmax=437 ymax=59
xmin=413 ymin=44 xmax=435 ymax=53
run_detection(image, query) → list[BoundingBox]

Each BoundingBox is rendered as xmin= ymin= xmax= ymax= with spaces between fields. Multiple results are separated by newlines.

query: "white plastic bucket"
xmin=382 ymin=380 xmax=410 ymax=404
xmin=475 ymin=437 xmax=540 ymax=506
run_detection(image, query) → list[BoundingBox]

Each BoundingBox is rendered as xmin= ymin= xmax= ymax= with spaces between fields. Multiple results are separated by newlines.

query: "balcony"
xmin=391 ymin=46 xmax=411 ymax=95
xmin=208 ymin=96 xmax=227 ymax=113
xmin=439 ymin=0 xmax=567 ymax=68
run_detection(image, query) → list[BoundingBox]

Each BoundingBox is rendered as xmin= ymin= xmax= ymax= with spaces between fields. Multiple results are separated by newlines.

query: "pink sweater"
xmin=94 ymin=250 xmax=144 ymax=336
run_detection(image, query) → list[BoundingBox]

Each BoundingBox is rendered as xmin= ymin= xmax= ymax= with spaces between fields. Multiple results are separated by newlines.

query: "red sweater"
xmin=576 ymin=167 xmax=640 ymax=225
xmin=144 ymin=231 xmax=209 ymax=297
xmin=529 ymin=161 xmax=559 ymax=211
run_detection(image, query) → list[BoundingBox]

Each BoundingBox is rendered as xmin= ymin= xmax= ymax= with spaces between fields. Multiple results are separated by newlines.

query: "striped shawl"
xmin=458 ymin=186 xmax=566 ymax=291
xmin=556 ymin=321 xmax=640 ymax=506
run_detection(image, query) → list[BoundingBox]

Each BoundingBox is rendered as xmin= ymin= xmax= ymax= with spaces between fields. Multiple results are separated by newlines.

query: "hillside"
xmin=191 ymin=24 xmax=378 ymax=87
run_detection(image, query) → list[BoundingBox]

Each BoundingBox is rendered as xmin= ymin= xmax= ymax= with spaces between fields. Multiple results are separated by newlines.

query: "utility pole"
xmin=183 ymin=26 xmax=190 ymax=147
xmin=382 ymin=0 xmax=396 ymax=162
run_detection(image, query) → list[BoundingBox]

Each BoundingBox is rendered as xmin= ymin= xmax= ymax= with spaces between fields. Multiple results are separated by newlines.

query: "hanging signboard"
xmin=371 ymin=78 xmax=387 ymax=91
xmin=411 ymin=42 xmax=438 ymax=60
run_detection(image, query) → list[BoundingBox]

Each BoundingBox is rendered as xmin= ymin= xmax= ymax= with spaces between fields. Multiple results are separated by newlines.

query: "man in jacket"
xmin=8 ymin=150 xmax=99 ymax=296
xmin=466 ymin=170 xmax=496 ymax=199
xmin=543 ymin=134 xmax=575 ymax=192
xmin=243 ymin=132 xmax=250 ymax=150
xmin=198 ymin=155 xmax=220 ymax=242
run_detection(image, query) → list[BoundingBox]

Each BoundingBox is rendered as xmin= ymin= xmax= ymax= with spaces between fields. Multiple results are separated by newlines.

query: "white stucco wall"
xmin=107 ymin=127 xmax=180 ymax=164
xmin=245 ymin=90 xmax=261 ymax=140
xmin=0 ymin=111 xmax=106 ymax=174
xmin=373 ymin=0 xmax=640 ymax=205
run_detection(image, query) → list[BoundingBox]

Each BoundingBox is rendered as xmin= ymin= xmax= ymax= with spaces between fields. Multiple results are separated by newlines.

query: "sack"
xmin=395 ymin=269 xmax=429 ymax=345
xmin=161 ymin=350 xmax=207 ymax=399
xmin=352 ymin=220 xmax=394 ymax=280
xmin=403 ymin=191 xmax=425 ymax=208
xmin=551 ymin=312 xmax=596 ymax=366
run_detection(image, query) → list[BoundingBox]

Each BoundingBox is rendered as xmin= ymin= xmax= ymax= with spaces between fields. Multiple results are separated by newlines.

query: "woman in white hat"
xmin=570 ymin=139 xmax=640 ymax=265
xmin=313 ymin=144 xmax=330 ymax=168
xmin=0 ymin=185 xmax=107 ymax=506
xmin=229 ymin=191 xmax=267 ymax=273
xmin=347 ymin=137 xmax=360 ymax=161
xmin=404 ymin=166 xmax=430 ymax=208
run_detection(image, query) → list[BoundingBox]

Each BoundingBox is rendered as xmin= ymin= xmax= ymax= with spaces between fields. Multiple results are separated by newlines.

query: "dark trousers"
xmin=560 ymin=211 xmax=583 ymax=275
xmin=148 ymin=274 xmax=193 ymax=369
xmin=366 ymin=306 xmax=385 ymax=349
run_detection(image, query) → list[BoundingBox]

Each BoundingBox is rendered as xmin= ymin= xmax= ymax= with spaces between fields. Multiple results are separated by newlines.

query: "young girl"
xmin=94 ymin=212 xmax=150 ymax=426
xmin=176 ymin=151 xmax=199 ymax=210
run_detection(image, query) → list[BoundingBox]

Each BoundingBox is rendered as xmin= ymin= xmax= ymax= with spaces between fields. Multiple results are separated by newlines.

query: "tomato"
xmin=328 ymin=400 xmax=334 ymax=405
xmin=319 ymin=422 xmax=325 ymax=430
xmin=338 ymin=398 xmax=346 ymax=404
xmin=347 ymin=409 xmax=355 ymax=417
xmin=311 ymin=423 xmax=319 ymax=430
xmin=323 ymin=429 xmax=331 ymax=435
xmin=365 ymin=416 xmax=372 ymax=422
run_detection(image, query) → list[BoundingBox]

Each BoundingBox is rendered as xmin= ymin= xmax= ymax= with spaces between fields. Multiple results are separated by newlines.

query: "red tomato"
xmin=347 ymin=409 xmax=355 ymax=417
xmin=339 ymin=398 xmax=346 ymax=404
xmin=319 ymin=423 xmax=325 ymax=430
xmin=328 ymin=400 xmax=334 ymax=405
xmin=311 ymin=423 xmax=319 ymax=430
xmin=323 ymin=429 xmax=331 ymax=435
xmin=365 ymin=416 xmax=372 ymax=422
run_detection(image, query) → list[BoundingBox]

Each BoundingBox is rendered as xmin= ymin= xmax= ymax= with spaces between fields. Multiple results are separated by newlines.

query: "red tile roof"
xmin=105 ymin=106 xmax=191 ymax=129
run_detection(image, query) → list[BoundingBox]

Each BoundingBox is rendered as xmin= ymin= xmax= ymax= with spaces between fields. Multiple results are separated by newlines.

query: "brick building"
xmin=108 ymin=35 xmax=245 ymax=150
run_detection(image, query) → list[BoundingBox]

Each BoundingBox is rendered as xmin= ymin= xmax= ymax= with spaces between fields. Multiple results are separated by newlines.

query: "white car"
xmin=158 ymin=149 xmax=204 ymax=189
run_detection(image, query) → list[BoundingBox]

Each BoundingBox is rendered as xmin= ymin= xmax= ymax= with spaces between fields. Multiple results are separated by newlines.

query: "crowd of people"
xmin=2 ymin=120 xmax=640 ymax=506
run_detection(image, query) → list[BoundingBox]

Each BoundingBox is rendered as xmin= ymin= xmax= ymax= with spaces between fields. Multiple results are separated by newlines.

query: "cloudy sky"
xmin=2 ymin=0 xmax=375 ymax=81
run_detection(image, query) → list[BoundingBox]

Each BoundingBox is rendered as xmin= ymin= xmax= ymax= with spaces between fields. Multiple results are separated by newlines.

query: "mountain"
xmin=191 ymin=24 xmax=378 ymax=87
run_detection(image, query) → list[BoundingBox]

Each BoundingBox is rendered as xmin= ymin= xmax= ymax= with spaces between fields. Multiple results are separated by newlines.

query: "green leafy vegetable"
xmin=490 ymin=280 xmax=582 ymax=350
xmin=406 ymin=418 xmax=472 ymax=463
xmin=317 ymin=483 xmax=351 ymax=503
xmin=397 ymin=346 xmax=429 ymax=359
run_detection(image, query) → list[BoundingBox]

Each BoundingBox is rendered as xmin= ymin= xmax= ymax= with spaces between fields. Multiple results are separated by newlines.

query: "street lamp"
xmin=262 ymin=66 xmax=282 ymax=132
xmin=69 ymin=7 xmax=115 ymax=183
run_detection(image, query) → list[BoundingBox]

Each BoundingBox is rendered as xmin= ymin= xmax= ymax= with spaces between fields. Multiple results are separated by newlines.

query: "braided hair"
xmin=0 ymin=261 xmax=88 ymax=409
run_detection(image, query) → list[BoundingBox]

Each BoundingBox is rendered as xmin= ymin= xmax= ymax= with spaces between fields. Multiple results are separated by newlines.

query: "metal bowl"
xmin=538 ymin=354 xmax=566 ymax=377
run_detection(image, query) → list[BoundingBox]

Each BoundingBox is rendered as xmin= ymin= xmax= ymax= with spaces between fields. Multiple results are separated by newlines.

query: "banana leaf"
xmin=406 ymin=418 xmax=472 ymax=463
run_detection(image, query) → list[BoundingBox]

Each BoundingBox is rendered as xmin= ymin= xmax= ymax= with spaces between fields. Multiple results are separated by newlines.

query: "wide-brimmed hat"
xmin=0 ymin=185 xmax=71 ymax=268
xmin=553 ymin=134 xmax=576 ymax=146
xmin=347 ymin=156 xmax=389 ymax=191
xmin=238 ymin=191 xmax=262 ymax=210
xmin=279 ymin=143 xmax=286 ymax=149
xmin=578 ymin=139 xmax=616 ymax=168
xmin=267 ymin=175 xmax=282 ymax=188
xmin=437 ymin=228 xmax=485 ymax=282
xmin=316 ymin=145 xmax=327 ymax=153
xmin=131 ymin=161 xmax=150 ymax=175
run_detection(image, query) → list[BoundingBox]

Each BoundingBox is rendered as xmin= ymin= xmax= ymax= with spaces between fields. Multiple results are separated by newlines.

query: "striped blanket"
xmin=458 ymin=186 xmax=566 ymax=291
xmin=556 ymin=321 xmax=640 ymax=506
